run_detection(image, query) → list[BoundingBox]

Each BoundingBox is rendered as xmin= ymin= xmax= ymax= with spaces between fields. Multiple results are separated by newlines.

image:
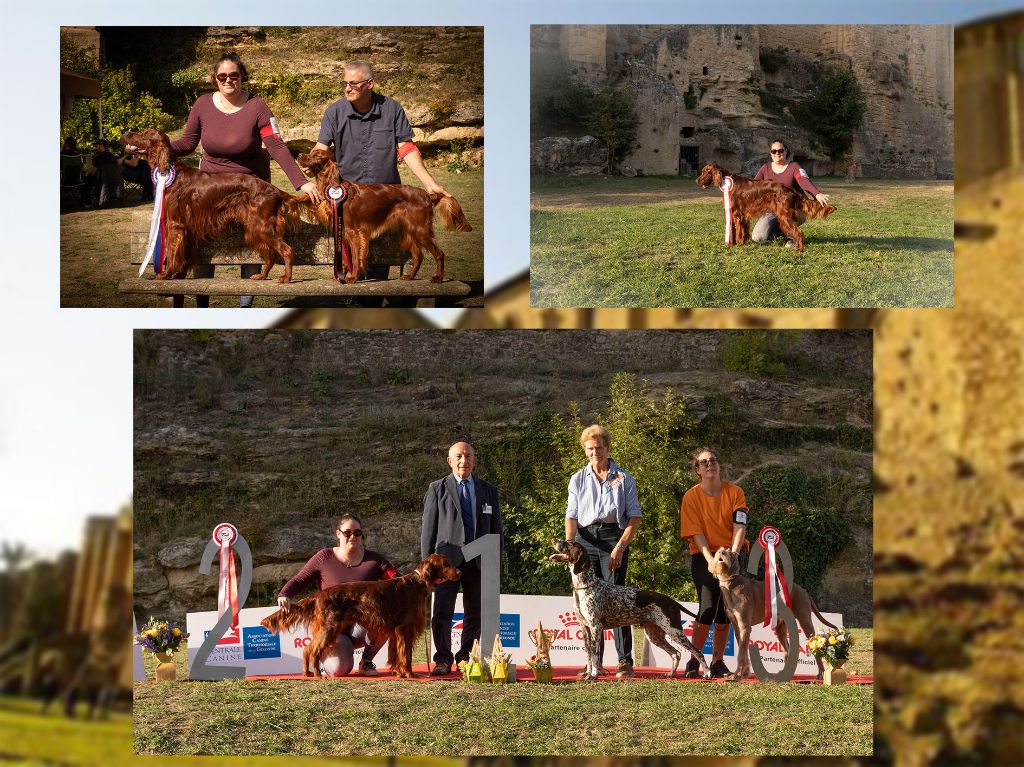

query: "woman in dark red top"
xmin=751 ymin=139 xmax=831 ymax=247
xmin=277 ymin=513 xmax=399 ymax=676
xmin=171 ymin=52 xmax=320 ymax=307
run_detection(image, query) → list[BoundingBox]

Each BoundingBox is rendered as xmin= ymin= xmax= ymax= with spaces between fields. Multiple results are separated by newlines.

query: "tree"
xmin=61 ymin=66 xmax=176 ymax=148
xmin=794 ymin=66 xmax=866 ymax=159
xmin=586 ymin=86 xmax=639 ymax=174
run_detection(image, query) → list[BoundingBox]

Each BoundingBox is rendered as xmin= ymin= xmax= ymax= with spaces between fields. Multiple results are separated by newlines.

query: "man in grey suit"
xmin=421 ymin=441 xmax=502 ymax=675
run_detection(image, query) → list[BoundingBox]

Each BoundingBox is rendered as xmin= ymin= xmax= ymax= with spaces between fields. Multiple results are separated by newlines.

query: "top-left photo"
xmin=59 ymin=26 xmax=484 ymax=309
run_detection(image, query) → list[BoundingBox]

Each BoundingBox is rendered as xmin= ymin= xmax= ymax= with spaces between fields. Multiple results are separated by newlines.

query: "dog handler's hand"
xmin=815 ymin=192 xmax=830 ymax=205
xmin=300 ymin=181 xmax=322 ymax=204
xmin=277 ymin=596 xmax=291 ymax=613
xmin=609 ymin=545 xmax=623 ymax=571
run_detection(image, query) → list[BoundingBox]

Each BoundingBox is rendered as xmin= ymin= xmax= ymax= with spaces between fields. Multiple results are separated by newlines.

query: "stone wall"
xmin=533 ymin=24 xmax=953 ymax=178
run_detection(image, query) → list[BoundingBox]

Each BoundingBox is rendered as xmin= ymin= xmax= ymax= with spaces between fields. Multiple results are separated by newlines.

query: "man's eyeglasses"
xmin=216 ymin=72 xmax=241 ymax=83
xmin=339 ymin=529 xmax=364 ymax=539
xmin=342 ymin=79 xmax=370 ymax=89
xmin=697 ymin=457 xmax=719 ymax=468
xmin=770 ymin=149 xmax=786 ymax=155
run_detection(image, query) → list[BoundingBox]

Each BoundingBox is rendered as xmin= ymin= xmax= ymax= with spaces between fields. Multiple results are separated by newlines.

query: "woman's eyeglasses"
xmin=697 ymin=457 xmax=719 ymax=468
xmin=216 ymin=72 xmax=241 ymax=83
xmin=770 ymin=149 xmax=786 ymax=155
xmin=339 ymin=529 xmax=364 ymax=539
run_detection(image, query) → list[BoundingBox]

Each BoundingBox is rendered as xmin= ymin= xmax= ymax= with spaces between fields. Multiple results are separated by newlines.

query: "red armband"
xmin=259 ymin=118 xmax=281 ymax=141
xmin=381 ymin=564 xmax=400 ymax=580
xmin=397 ymin=141 xmax=419 ymax=160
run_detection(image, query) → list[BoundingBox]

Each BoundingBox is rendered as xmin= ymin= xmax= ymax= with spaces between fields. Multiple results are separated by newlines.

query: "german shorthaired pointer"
xmin=550 ymin=539 xmax=711 ymax=680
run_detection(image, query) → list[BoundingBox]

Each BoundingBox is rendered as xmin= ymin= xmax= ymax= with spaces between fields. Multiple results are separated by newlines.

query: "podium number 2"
xmin=189 ymin=534 xmax=253 ymax=681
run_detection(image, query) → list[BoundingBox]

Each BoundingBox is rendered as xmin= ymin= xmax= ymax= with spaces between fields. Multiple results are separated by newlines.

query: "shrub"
xmin=793 ymin=66 xmax=866 ymax=159
xmin=759 ymin=46 xmax=788 ymax=75
xmin=720 ymin=330 xmax=794 ymax=377
xmin=530 ymin=51 xmax=598 ymax=138
xmin=61 ymin=66 xmax=176 ymax=148
xmin=586 ymin=86 xmax=638 ymax=174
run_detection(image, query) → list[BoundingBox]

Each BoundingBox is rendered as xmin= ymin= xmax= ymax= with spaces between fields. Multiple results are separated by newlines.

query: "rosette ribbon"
xmin=138 ymin=165 xmax=177 ymax=276
xmin=759 ymin=525 xmax=793 ymax=628
xmin=212 ymin=522 xmax=240 ymax=645
xmin=719 ymin=175 xmax=734 ymax=245
xmin=327 ymin=185 xmax=351 ymax=282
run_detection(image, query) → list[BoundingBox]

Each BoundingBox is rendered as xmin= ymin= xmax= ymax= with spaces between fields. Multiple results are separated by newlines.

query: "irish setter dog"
xmin=260 ymin=553 xmax=460 ymax=679
xmin=696 ymin=162 xmax=836 ymax=252
xmin=296 ymin=148 xmax=471 ymax=284
xmin=120 ymin=129 xmax=319 ymax=283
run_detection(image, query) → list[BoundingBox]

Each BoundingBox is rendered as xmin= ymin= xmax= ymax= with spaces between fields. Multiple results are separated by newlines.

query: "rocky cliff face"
xmin=532 ymin=24 xmax=952 ymax=178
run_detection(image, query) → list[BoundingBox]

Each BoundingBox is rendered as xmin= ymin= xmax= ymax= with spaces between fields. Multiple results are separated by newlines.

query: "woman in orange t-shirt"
xmin=678 ymin=446 xmax=749 ymax=678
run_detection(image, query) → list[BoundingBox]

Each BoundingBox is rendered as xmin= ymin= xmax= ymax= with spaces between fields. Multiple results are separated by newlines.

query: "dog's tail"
xmin=431 ymin=194 xmax=473 ymax=232
xmin=283 ymin=194 xmax=331 ymax=231
xmin=260 ymin=598 xmax=316 ymax=634
xmin=807 ymin=595 xmax=840 ymax=632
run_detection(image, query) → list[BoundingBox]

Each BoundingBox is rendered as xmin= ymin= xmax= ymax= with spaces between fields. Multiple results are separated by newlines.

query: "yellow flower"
xmin=829 ymin=636 xmax=837 ymax=645
xmin=173 ymin=628 xmax=181 ymax=636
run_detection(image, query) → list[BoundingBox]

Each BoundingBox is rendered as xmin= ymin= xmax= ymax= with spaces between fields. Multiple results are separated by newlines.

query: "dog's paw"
xmin=400 ymin=274 xmax=413 ymax=281
xmin=277 ymin=275 xmax=290 ymax=284
xmin=431 ymin=276 xmax=443 ymax=284
xmin=249 ymin=273 xmax=265 ymax=281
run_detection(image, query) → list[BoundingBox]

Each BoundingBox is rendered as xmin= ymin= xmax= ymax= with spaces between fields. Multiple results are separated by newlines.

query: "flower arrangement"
xmin=134 ymin=617 xmax=188 ymax=656
xmin=526 ymin=621 xmax=554 ymax=683
xmin=806 ymin=628 xmax=854 ymax=669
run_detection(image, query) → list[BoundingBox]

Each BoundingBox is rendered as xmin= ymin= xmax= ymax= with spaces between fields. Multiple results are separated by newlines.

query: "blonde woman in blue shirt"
xmin=564 ymin=424 xmax=642 ymax=678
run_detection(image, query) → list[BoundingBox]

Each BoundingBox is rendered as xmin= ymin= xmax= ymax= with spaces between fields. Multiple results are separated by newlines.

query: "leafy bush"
xmin=530 ymin=51 xmax=598 ymax=138
xmin=741 ymin=465 xmax=851 ymax=596
xmin=60 ymin=67 xmax=176 ymax=148
xmin=683 ymin=84 xmax=698 ymax=110
xmin=504 ymin=373 xmax=695 ymax=599
xmin=759 ymin=46 xmax=788 ymax=75
xmin=720 ymin=330 xmax=794 ymax=377
xmin=587 ymin=86 xmax=638 ymax=174
xmin=793 ymin=66 xmax=866 ymax=159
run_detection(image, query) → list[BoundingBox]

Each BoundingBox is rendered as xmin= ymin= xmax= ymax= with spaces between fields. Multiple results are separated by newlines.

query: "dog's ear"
xmin=151 ymin=129 xmax=171 ymax=174
xmin=570 ymin=544 xmax=589 ymax=575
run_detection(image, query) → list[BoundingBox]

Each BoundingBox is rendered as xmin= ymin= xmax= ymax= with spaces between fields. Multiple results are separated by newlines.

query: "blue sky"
xmin=0 ymin=0 xmax=1020 ymax=558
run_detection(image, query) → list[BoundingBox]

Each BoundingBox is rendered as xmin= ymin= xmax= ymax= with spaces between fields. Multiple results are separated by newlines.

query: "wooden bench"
xmin=118 ymin=210 xmax=471 ymax=308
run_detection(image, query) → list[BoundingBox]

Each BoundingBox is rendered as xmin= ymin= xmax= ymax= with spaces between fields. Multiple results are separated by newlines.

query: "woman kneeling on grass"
xmin=679 ymin=446 xmax=749 ymax=679
xmin=752 ymin=139 xmax=831 ymax=248
xmin=276 ymin=513 xmax=398 ymax=676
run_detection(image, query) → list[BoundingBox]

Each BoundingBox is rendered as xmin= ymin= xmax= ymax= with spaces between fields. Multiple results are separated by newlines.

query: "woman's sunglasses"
xmin=339 ymin=529 xmax=364 ymax=539
xmin=216 ymin=72 xmax=241 ymax=83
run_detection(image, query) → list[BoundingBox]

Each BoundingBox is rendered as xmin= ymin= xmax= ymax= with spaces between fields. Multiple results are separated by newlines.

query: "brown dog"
xmin=260 ymin=553 xmax=460 ymax=679
xmin=296 ymin=148 xmax=471 ymax=284
xmin=696 ymin=162 xmax=836 ymax=252
xmin=120 ymin=128 xmax=320 ymax=283
xmin=707 ymin=547 xmax=840 ymax=680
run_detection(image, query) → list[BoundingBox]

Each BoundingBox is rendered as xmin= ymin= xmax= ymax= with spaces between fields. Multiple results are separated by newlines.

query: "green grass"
xmin=131 ymin=629 xmax=872 ymax=757
xmin=0 ymin=694 xmax=454 ymax=765
xmin=530 ymin=175 xmax=953 ymax=308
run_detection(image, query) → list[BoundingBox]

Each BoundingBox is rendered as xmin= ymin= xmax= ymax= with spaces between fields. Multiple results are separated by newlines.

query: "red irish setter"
xmin=696 ymin=162 xmax=836 ymax=252
xmin=260 ymin=553 xmax=460 ymax=679
xmin=296 ymin=148 xmax=472 ymax=284
xmin=120 ymin=129 xmax=320 ymax=283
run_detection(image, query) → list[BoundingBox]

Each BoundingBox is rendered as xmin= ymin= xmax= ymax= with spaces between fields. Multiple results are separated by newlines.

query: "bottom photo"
xmin=131 ymin=329 xmax=873 ymax=756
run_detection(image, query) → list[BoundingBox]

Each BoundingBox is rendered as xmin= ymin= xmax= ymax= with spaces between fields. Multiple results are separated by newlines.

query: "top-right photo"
xmin=530 ymin=24 xmax=953 ymax=309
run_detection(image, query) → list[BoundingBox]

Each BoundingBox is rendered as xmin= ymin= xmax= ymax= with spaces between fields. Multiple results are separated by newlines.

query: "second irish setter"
xmin=260 ymin=553 xmax=460 ymax=679
xmin=120 ymin=129 xmax=320 ymax=283
xmin=696 ymin=162 xmax=836 ymax=252
xmin=297 ymin=148 xmax=472 ymax=284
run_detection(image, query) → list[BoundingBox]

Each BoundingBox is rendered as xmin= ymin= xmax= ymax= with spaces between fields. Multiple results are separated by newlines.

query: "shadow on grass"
xmin=822 ymin=235 xmax=953 ymax=252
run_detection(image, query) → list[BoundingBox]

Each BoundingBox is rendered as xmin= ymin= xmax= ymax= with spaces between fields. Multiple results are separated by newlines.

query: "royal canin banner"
xmin=439 ymin=594 xmax=842 ymax=673
xmin=186 ymin=606 xmax=385 ymax=677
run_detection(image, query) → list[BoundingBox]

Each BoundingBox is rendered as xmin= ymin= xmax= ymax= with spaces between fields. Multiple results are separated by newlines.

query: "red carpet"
xmin=247 ymin=664 xmax=872 ymax=684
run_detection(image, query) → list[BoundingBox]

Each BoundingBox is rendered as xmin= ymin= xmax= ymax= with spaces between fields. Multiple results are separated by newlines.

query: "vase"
xmin=154 ymin=652 xmax=177 ymax=682
xmin=823 ymin=662 xmax=847 ymax=686
xmin=532 ymin=666 xmax=553 ymax=684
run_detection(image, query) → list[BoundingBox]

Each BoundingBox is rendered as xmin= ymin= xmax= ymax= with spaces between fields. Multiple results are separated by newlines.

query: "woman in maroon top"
xmin=277 ymin=514 xmax=399 ymax=676
xmin=751 ymin=139 xmax=831 ymax=247
xmin=171 ymin=53 xmax=320 ymax=307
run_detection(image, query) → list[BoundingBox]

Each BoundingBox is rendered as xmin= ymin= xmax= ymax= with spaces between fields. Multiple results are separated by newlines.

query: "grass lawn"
xmin=59 ymin=163 xmax=483 ymax=308
xmin=132 ymin=629 xmax=873 ymax=757
xmin=530 ymin=175 xmax=952 ymax=308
